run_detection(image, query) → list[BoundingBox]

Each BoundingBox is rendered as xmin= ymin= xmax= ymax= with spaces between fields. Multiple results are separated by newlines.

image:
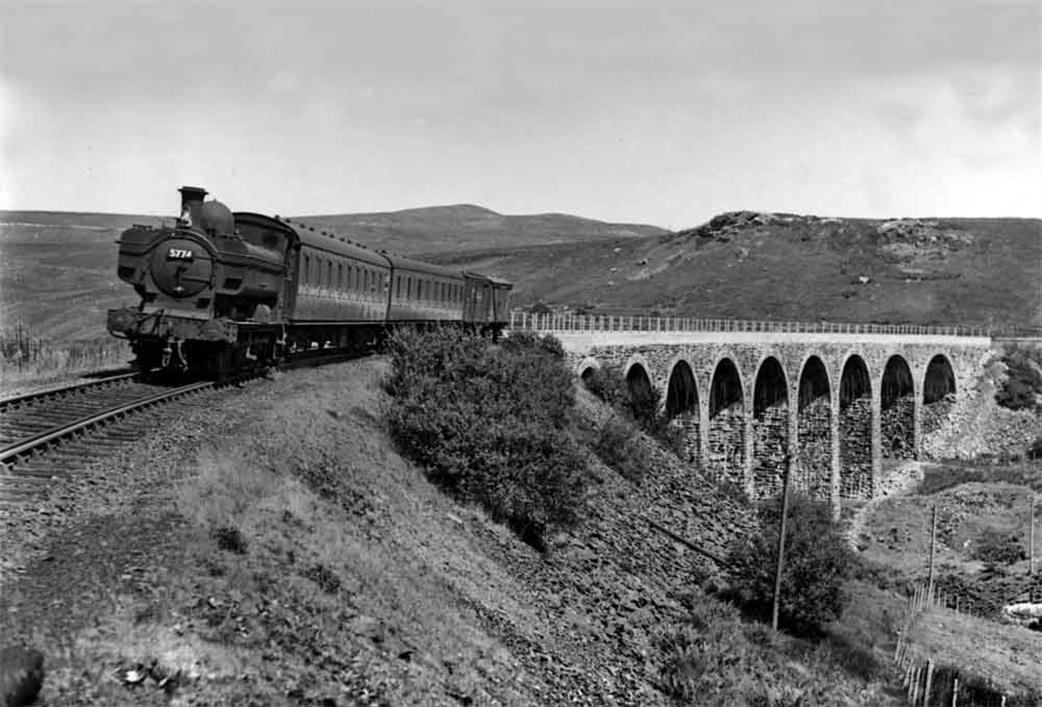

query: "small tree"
xmin=727 ymin=493 xmax=853 ymax=633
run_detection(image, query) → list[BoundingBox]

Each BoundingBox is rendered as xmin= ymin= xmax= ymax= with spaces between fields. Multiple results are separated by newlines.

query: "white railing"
xmin=510 ymin=311 xmax=991 ymax=338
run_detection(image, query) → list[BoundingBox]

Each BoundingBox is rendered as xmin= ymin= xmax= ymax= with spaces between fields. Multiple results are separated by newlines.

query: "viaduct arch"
xmin=547 ymin=326 xmax=990 ymax=516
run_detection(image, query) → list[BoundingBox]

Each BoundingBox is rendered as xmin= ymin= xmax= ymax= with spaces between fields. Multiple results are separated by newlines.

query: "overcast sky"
xmin=2 ymin=0 xmax=1040 ymax=228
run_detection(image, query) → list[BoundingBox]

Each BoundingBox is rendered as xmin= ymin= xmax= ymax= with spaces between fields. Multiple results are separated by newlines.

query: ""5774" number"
xmin=167 ymin=248 xmax=194 ymax=260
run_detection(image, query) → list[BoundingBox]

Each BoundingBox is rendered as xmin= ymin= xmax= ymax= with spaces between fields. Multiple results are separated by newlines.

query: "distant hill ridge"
xmin=293 ymin=203 xmax=667 ymax=254
xmin=1 ymin=204 xmax=667 ymax=256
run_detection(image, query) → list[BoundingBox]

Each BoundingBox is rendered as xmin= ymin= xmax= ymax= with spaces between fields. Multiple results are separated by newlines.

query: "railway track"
xmin=0 ymin=374 xmax=223 ymax=507
xmin=0 ymin=351 xmax=369 ymax=508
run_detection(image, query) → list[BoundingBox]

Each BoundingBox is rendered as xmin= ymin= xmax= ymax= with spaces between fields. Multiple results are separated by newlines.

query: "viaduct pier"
xmin=511 ymin=312 xmax=993 ymax=514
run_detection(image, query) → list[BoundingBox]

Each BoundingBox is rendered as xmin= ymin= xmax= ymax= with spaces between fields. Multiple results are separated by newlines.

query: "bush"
xmin=973 ymin=528 xmax=1026 ymax=566
xmin=211 ymin=525 xmax=248 ymax=554
xmin=726 ymin=494 xmax=853 ymax=633
xmin=500 ymin=329 xmax=565 ymax=359
xmin=583 ymin=365 xmax=629 ymax=410
xmin=996 ymin=346 xmax=1042 ymax=411
xmin=385 ymin=327 xmax=586 ymax=544
xmin=583 ymin=364 xmax=686 ymax=460
xmin=593 ymin=415 xmax=650 ymax=483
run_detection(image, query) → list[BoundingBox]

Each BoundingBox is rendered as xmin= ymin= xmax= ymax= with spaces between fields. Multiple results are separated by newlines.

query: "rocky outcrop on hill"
xmin=672 ymin=211 xmax=780 ymax=243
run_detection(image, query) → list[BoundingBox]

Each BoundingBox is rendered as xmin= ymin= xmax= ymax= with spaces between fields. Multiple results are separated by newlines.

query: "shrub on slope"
xmin=385 ymin=327 xmax=586 ymax=543
xmin=727 ymin=493 xmax=854 ymax=634
xmin=584 ymin=365 xmax=685 ymax=464
xmin=996 ymin=346 xmax=1042 ymax=412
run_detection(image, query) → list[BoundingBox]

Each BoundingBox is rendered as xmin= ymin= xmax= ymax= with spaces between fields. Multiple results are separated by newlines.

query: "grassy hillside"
xmin=292 ymin=204 xmax=666 ymax=255
xmin=0 ymin=214 xmax=166 ymax=344
xmin=429 ymin=212 xmax=1042 ymax=330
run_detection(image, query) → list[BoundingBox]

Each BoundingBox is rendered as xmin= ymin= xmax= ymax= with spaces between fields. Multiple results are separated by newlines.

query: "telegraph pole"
xmin=928 ymin=503 xmax=938 ymax=599
xmin=1030 ymin=495 xmax=1036 ymax=578
xmin=772 ymin=452 xmax=792 ymax=632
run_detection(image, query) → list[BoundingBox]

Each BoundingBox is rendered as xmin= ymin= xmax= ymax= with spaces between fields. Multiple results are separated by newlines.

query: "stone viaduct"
xmin=511 ymin=313 xmax=993 ymax=514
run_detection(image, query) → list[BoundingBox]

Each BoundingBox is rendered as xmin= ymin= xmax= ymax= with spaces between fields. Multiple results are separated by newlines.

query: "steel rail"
xmin=0 ymin=348 xmax=368 ymax=474
xmin=0 ymin=371 xmax=139 ymax=412
xmin=0 ymin=380 xmax=214 ymax=466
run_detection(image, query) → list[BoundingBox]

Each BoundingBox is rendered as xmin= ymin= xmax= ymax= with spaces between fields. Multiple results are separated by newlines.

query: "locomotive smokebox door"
xmin=150 ymin=238 xmax=213 ymax=297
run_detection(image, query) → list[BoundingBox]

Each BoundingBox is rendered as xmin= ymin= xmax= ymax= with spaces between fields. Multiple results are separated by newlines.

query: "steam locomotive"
xmin=107 ymin=186 xmax=512 ymax=377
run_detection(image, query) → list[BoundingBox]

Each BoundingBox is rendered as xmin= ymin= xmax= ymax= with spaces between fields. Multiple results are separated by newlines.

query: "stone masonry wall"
xmin=752 ymin=405 xmax=788 ymax=498
xmin=838 ymin=397 xmax=873 ymax=498
xmin=668 ymin=412 xmax=700 ymax=465
xmin=797 ymin=398 xmax=832 ymax=500
xmin=707 ymin=405 xmax=744 ymax=486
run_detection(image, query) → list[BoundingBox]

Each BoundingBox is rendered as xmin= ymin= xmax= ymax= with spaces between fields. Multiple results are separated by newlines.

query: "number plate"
xmin=167 ymin=248 xmax=194 ymax=261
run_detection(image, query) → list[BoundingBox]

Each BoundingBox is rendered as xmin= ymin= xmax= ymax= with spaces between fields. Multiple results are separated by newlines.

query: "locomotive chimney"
xmin=178 ymin=186 xmax=208 ymax=227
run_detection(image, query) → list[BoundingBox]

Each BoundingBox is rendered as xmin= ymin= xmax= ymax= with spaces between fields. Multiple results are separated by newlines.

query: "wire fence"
xmin=894 ymin=581 xmax=1041 ymax=706
xmin=510 ymin=311 xmax=1003 ymax=338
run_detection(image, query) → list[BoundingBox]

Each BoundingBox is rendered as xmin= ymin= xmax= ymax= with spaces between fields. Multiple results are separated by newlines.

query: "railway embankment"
xmin=1 ymin=352 xmax=915 ymax=705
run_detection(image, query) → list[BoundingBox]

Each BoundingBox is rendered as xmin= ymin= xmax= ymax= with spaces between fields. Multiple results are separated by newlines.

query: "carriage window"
xmin=338 ymin=263 xmax=343 ymax=288
xmin=303 ymin=255 xmax=310 ymax=284
xmin=326 ymin=261 xmax=332 ymax=287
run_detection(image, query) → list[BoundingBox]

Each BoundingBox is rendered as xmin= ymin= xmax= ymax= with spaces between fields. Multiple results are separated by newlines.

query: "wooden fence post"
xmin=923 ymin=660 xmax=934 ymax=707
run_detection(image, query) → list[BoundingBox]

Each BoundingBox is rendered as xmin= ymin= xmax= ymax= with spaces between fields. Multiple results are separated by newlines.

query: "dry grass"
xmin=0 ymin=325 xmax=130 ymax=391
xmin=906 ymin=606 xmax=1042 ymax=698
xmin=158 ymin=360 xmax=541 ymax=703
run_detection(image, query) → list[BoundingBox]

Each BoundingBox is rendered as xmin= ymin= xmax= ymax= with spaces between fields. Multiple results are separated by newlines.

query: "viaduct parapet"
xmin=511 ymin=313 xmax=993 ymax=515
